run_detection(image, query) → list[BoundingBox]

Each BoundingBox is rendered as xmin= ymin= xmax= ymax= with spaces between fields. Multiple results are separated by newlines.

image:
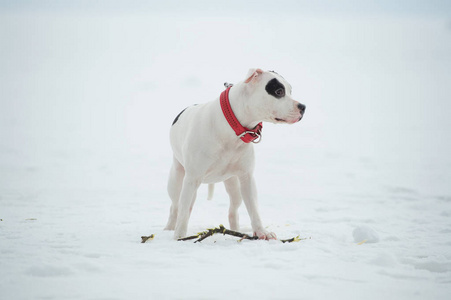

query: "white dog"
xmin=165 ymin=68 xmax=306 ymax=240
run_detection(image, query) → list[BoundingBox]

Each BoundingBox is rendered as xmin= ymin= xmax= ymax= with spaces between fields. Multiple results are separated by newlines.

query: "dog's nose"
xmin=297 ymin=103 xmax=306 ymax=114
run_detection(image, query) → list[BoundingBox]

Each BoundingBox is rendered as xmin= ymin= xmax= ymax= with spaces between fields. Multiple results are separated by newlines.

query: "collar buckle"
xmin=237 ymin=130 xmax=262 ymax=144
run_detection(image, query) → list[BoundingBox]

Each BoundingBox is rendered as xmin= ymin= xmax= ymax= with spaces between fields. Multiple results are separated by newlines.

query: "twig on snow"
xmin=140 ymin=225 xmax=309 ymax=244
xmin=177 ymin=225 xmax=306 ymax=243
xmin=141 ymin=234 xmax=155 ymax=243
xmin=280 ymin=236 xmax=311 ymax=243
xmin=193 ymin=225 xmax=259 ymax=243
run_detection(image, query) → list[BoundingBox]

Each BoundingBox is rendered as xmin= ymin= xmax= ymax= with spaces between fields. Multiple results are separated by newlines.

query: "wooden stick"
xmin=177 ymin=234 xmax=201 ymax=241
xmin=141 ymin=225 xmax=308 ymax=243
xmin=178 ymin=225 xmax=303 ymax=243
xmin=141 ymin=234 xmax=155 ymax=243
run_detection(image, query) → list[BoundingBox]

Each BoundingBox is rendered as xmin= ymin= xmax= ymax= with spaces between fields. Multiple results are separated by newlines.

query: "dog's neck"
xmin=228 ymin=83 xmax=262 ymax=130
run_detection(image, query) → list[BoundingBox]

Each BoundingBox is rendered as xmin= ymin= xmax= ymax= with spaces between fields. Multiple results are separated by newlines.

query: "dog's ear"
xmin=244 ymin=68 xmax=263 ymax=83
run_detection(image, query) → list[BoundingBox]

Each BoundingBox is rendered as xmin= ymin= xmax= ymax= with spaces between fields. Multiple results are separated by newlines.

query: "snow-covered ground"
xmin=1 ymin=2 xmax=451 ymax=299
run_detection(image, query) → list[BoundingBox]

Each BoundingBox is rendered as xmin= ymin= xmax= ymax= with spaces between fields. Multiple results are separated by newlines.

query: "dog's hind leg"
xmin=224 ymin=176 xmax=243 ymax=231
xmin=207 ymin=184 xmax=215 ymax=200
xmin=164 ymin=157 xmax=185 ymax=230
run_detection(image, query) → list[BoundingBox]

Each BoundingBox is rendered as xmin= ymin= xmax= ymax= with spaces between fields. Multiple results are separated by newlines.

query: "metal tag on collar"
xmin=252 ymin=132 xmax=262 ymax=144
xmin=237 ymin=131 xmax=262 ymax=144
xmin=224 ymin=82 xmax=234 ymax=89
xmin=252 ymin=126 xmax=263 ymax=144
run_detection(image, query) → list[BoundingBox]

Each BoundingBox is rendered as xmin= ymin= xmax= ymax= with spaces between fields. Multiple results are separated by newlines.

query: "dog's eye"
xmin=275 ymin=88 xmax=285 ymax=97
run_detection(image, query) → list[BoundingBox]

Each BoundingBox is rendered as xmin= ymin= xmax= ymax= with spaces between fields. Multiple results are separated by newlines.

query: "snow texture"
xmin=1 ymin=1 xmax=451 ymax=299
xmin=353 ymin=226 xmax=380 ymax=244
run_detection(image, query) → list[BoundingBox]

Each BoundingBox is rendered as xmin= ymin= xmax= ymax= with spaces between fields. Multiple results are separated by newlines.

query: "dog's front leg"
xmin=173 ymin=176 xmax=201 ymax=239
xmin=239 ymin=174 xmax=277 ymax=240
xmin=224 ymin=176 xmax=243 ymax=231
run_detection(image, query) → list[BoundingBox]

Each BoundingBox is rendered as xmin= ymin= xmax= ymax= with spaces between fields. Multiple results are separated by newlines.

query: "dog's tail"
xmin=207 ymin=184 xmax=215 ymax=200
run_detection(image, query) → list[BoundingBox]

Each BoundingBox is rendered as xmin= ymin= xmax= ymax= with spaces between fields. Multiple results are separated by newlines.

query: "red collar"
xmin=220 ymin=87 xmax=262 ymax=143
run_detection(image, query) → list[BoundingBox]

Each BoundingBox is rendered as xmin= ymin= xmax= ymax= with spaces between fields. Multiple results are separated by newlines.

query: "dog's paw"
xmin=254 ymin=230 xmax=277 ymax=240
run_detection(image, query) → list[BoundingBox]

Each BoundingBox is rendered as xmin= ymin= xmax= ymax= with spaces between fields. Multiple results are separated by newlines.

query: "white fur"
xmin=164 ymin=69 xmax=304 ymax=239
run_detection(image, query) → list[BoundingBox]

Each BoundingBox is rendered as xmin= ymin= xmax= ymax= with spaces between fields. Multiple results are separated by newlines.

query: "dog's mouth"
xmin=274 ymin=115 xmax=303 ymax=124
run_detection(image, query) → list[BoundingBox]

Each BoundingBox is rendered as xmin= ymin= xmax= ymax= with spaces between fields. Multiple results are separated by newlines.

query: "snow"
xmin=353 ymin=226 xmax=380 ymax=244
xmin=1 ymin=2 xmax=451 ymax=299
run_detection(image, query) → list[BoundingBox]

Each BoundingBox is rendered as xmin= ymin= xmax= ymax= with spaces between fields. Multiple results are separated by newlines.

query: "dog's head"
xmin=243 ymin=68 xmax=305 ymax=124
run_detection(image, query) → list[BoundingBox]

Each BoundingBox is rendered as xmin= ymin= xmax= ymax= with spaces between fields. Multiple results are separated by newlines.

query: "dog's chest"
xmin=201 ymin=146 xmax=253 ymax=183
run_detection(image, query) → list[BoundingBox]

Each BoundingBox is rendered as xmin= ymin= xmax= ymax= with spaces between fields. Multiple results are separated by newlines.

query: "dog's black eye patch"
xmin=265 ymin=78 xmax=285 ymax=99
